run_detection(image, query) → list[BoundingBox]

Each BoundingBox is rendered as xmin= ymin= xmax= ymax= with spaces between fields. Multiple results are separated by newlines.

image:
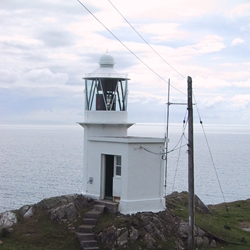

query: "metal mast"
xmin=164 ymin=79 xmax=171 ymax=193
xmin=187 ymin=76 xmax=195 ymax=250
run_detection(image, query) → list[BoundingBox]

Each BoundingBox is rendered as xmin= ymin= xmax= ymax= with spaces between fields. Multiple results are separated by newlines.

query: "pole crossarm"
xmin=167 ymin=102 xmax=187 ymax=105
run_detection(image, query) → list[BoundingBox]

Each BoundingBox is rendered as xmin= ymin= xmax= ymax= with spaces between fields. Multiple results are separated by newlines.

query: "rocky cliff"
xmin=0 ymin=192 xmax=231 ymax=249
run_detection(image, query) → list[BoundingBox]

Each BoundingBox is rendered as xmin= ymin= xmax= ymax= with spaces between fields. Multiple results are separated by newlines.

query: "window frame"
xmin=114 ymin=155 xmax=122 ymax=177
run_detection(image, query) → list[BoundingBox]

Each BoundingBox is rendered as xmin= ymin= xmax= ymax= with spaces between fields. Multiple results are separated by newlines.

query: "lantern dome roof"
xmin=84 ymin=53 xmax=129 ymax=80
xmin=99 ymin=54 xmax=115 ymax=67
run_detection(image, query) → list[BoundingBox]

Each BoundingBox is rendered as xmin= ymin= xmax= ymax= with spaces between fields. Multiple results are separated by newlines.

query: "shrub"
xmin=0 ymin=228 xmax=10 ymax=238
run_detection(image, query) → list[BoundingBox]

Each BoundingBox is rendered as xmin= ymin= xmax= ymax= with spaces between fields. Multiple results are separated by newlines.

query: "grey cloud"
xmin=1 ymin=0 xmax=93 ymax=16
xmin=38 ymin=30 xmax=75 ymax=48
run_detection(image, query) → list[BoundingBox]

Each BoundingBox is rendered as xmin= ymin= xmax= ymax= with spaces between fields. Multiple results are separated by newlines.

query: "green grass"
xmin=1 ymin=194 xmax=250 ymax=249
xmin=168 ymin=193 xmax=250 ymax=249
xmin=0 ymin=205 xmax=90 ymax=250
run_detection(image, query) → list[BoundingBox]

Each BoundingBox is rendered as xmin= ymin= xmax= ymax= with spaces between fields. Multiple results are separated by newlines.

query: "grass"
xmin=0 ymin=205 xmax=90 ymax=250
xmin=167 ymin=192 xmax=250 ymax=249
xmin=1 ymin=194 xmax=250 ymax=249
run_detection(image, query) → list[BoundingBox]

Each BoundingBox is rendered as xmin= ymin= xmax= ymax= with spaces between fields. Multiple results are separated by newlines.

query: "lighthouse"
xmin=79 ymin=53 xmax=165 ymax=214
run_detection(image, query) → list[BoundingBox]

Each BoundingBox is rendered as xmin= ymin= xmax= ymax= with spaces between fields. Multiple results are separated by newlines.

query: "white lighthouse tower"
xmin=79 ymin=53 xmax=165 ymax=214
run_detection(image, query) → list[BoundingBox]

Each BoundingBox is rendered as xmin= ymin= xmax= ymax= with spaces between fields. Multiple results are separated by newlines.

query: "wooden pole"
xmin=187 ymin=76 xmax=195 ymax=250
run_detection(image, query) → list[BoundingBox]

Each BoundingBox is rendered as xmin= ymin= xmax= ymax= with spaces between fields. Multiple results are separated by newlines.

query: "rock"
xmin=202 ymin=236 xmax=210 ymax=247
xmin=178 ymin=221 xmax=189 ymax=237
xmin=50 ymin=202 xmax=78 ymax=222
xmin=38 ymin=194 xmax=92 ymax=210
xmin=166 ymin=192 xmax=212 ymax=215
xmin=98 ymin=226 xmax=117 ymax=248
xmin=141 ymin=214 xmax=167 ymax=242
xmin=19 ymin=205 xmax=29 ymax=215
xmin=210 ymin=239 xmax=217 ymax=248
xmin=196 ymin=227 xmax=205 ymax=237
xmin=19 ymin=205 xmax=35 ymax=219
xmin=129 ymin=226 xmax=139 ymax=241
xmin=0 ymin=240 xmax=3 ymax=245
xmin=195 ymin=236 xmax=203 ymax=247
xmin=117 ymin=229 xmax=128 ymax=246
xmin=144 ymin=233 xmax=155 ymax=249
xmin=195 ymin=195 xmax=212 ymax=214
xmin=0 ymin=211 xmax=17 ymax=230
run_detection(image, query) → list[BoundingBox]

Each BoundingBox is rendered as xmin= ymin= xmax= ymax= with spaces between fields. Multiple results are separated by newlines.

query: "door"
xmin=104 ymin=155 xmax=114 ymax=199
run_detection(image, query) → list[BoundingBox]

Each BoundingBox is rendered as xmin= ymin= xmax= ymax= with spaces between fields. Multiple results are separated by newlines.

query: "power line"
xmin=76 ymin=0 xmax=186 ymax=96
xmin=108 ymin=0 xmax=186 ymax=80
xmin=193 ymin=92 xmax=229 ymax=212
xmin=172 ymin=118 xmax=188 ymax=192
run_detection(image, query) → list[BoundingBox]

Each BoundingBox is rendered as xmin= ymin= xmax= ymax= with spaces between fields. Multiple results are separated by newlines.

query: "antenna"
xmin=164 ymin=79 xmax=170 ymax=194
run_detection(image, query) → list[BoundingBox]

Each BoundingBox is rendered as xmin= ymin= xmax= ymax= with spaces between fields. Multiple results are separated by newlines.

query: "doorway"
xmin=104 ymin=155 xmax=114 ymax=199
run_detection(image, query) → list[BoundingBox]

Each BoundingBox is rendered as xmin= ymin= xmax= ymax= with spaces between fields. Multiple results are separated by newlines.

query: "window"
xmin=115 ymin=156 xmax=121 ymax=176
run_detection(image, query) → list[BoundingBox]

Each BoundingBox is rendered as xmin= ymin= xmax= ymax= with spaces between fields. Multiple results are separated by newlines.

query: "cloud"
xmin=189 ymin=35 xmax=225 ymax=54
xmin=202 ymin=96 xmax=225 ymax=108
xmin=128 ymin=91 xmax=166 ymax=105
xmin=22 ymin=68 xmax=69 ymax=87
xmin=226 ymin=3 xmax=250 ymax=20
xmin=0 ymin=0 xmax=250 ymax=125
xmin=38 ymin=30 xmax=76 ymax=48
xmin=231 ymin=94 xmax=250 ymax=108
xmin=139 ymin=23 xmax=188 ymax=43
xmin=231 ymin=38 xmax=245 ymax=46
xmin=0 ymin=69 xmax=18 ymax=84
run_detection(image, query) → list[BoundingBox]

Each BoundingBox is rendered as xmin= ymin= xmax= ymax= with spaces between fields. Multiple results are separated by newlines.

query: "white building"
xmin=79 ymin=53 xmax=165 ymax=214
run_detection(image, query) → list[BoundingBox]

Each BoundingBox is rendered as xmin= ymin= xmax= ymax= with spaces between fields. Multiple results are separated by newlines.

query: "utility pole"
xmin=187 ymin=76 xmax=195 ymax=250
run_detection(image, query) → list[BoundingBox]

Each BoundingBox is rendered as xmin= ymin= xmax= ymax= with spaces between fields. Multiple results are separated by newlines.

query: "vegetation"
xmin=167 ymin=192 xmax=250 ymax=249
xmin=0 ymin=205 xmax=89 ymax=250
xmin=0 ymin=193 xmax=250 ymax=249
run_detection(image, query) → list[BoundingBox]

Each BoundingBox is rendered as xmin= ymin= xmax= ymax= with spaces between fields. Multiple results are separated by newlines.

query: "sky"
xmin=0 ymin=0 xmax=250 ymax=125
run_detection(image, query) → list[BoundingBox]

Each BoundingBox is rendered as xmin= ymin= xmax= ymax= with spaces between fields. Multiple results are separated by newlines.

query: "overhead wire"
xmin=107 ymin=1 xmax=190 ymax=193
xmin=193 ymin=92 xmax=229 ymax=212
xmin=172 ymin=116 xmax=188 ymax=192
xmin=107 ymin=0 xmax=186 ymax=80
xmin=77 ymin=0 xmax=227 ymax=208
xmin=76 ymin=0 xmax=186 ymax=96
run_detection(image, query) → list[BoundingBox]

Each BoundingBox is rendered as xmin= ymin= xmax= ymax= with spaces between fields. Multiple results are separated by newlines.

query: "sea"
xmin=0 ymin=123 xmax=249 ymax=213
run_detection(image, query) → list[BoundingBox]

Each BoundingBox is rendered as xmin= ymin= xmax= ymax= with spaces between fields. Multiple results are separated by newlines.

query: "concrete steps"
xmin=76 ymin=232 xmax=94 ymax=241
xmin=94 ymin=200 xmax=118 ymax=214
xmin=83 ymin=218 xmax=97 ymax=225
xmin=76 ymin=200 xmax=118 ymax=250
xmin=80 ymin=240 xmax=98 ymax=248
xmin=78 ymin=225 xmax=95 ymax=233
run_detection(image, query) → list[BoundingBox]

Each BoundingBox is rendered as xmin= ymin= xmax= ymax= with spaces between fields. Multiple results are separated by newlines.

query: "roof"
xmin=83 ymin=53 xmax=129 ymax=80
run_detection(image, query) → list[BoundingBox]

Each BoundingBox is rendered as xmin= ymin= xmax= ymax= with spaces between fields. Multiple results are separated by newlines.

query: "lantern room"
xmin=84 ymin=54 xmax=128 ymax=111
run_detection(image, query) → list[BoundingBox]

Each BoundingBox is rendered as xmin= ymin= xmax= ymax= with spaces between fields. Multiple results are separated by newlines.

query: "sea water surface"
xmin=0 ymin=123 xmax=249 ymax=212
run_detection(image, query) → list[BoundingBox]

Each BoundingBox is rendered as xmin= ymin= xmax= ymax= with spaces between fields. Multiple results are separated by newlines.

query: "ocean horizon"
xmin=1 ymin=123 xmax=249 ymax=213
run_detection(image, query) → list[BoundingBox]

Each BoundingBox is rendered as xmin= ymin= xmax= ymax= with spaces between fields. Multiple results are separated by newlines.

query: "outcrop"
xmin=0 ymin=211 xmax=17 ymax=230
xmin=0 ymin=192 xmax=221 ymax=249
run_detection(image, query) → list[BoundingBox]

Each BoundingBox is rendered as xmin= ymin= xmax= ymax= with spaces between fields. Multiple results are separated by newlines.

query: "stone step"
xmin=85 ymin=210 xmax=102 ymax=219
xmin=84 ymin=247 xmax=100 ymax=250
xmin=93 ymin=204 xmax=106 ymax=212
xmin=94 ymin=200 xmax=119 ymax=214
xmin=80 ymin=240 xmax=98 ymax=248
xmin=83 ymin=218 xmax=97 ymax=225
xmin=78 ymin=225 xmax=95 ymax=233
xmin=76 ymin=232 xmax=95 ymax=241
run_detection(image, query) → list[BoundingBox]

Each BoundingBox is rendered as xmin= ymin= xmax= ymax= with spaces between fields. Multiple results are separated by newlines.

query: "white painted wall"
xmin=120 ymin=142 xmax=165 ymax=214
xmin=84 ymin=111 xmax=128 ymax=124
xmin=79 ymin=132 xmax=165 ymax=214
